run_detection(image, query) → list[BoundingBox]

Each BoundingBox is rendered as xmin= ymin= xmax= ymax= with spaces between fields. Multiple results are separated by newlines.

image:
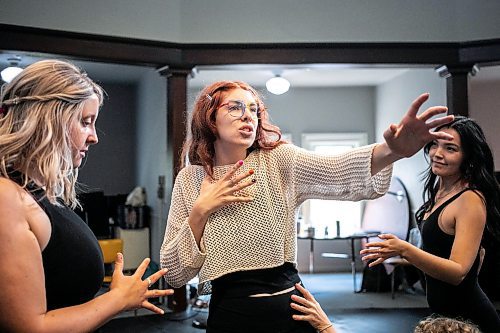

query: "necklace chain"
xmin=436 ymin=184 xmax=463 ymax=201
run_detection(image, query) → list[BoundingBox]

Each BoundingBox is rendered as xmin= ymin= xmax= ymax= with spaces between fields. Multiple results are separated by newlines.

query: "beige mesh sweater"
xmin=160 ymin=143 xmax=392 ymax=295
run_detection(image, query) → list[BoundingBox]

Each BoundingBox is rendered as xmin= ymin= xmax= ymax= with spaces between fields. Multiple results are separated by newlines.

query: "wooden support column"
xmin=159 ymin=66 xmax=192 ymax=313
xmin=437 ymin=65 xmax=476 ymax=116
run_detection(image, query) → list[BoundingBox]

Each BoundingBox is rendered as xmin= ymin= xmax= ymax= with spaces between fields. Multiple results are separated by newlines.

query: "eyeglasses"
xmin=218 ymin=100 xmax=260 ymax=119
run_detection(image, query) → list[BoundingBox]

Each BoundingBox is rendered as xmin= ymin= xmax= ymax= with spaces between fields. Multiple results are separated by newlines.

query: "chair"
xmin=98 ymin=238 xmax=123 ymax=283
xmin=360 ymin=177 xmax=414 ymax=296
xmin=361 ymin=177 xmax=411 ymax=242
xmin=385 ymin=227 xmax=425 ymax=298
xmin=385 ymin=256 xmax=412 ymax=299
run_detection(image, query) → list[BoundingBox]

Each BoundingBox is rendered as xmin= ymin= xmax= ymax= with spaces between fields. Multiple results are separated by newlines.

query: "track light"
xmin=1 ymin=56 xmax=23 ymax=83
xmin=266 ymin=75 xmax=290 ymax=95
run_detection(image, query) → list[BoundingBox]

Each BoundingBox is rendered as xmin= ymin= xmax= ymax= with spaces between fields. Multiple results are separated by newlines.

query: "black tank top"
xmin=17 ymin=175 xmax=104 ymax=310
xmin=419 ymin=189 xmax=500 ymax=333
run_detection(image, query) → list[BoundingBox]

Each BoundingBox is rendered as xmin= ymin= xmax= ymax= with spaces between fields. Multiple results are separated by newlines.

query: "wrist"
xmin=191 ymin=202 xmax=211 ymax=222
xmin=376 ymin=142 xmax=402 ymax=162
xmin=317 ymin=323 xmax=333 ymax=333
xmin=400 ymin=242 xmax=411 ymax=259
xmin=106 ymin=287 xmax=128 ymax=312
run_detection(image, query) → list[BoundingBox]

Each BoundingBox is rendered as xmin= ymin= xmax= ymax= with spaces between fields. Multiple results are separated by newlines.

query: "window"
xmin=300 ymin=133 xmax=368 ymax=237
xmin=281 ymin=133 xmax=292 ymax=143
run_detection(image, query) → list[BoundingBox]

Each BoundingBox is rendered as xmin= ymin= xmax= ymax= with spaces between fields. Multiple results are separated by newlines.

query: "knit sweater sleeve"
xmin=160 ymin=168 xmax=206 ymax=288
xmin=283 ymin=143 xmax=393 ymax=205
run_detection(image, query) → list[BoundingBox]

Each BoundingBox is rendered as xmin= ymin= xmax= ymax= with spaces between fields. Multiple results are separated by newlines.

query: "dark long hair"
xmin=181 ymin=80 xmax=284 ymax=177
xmin=415 ymin=116 xmax=500 ymax=242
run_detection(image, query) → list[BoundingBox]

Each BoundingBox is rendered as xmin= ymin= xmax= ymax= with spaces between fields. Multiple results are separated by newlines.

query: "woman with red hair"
xmin=160 ymin=80 xmax=452 ymax=332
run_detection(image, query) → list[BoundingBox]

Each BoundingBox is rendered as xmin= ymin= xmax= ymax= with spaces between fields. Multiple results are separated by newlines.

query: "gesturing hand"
xmin=360 ymin=234 xmax=408 ymax=267
xmin=291 ymin=283 xmax=336 ymax=333
xmin=194 ymin=160 xmax=257 ymax=216
xmin=383 ymin=93 xmax=453 ymax=158
xmin=110 ymin=253 xmax=174 ymax=314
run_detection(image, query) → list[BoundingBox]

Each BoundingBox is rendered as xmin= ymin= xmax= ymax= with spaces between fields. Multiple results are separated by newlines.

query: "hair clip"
xmin=206 ymin=94 xmax=213 ymax=101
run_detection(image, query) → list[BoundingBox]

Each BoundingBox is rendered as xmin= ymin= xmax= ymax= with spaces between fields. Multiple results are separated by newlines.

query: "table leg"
xmin=350 ymin=238 xmax=356 ymax=292
xmin=309 ymin=238 xmax=314 ymax=274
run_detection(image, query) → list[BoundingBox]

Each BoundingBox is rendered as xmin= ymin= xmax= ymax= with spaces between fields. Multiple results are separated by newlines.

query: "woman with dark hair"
xmin=160 ymin=80 xmax=452 ymax=332
xmin=361 ymin=116 xmax=500 ymax=333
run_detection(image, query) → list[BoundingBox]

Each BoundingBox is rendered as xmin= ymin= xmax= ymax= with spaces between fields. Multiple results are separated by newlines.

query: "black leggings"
xmin=207 ymin=287 xmax=317 ymax=333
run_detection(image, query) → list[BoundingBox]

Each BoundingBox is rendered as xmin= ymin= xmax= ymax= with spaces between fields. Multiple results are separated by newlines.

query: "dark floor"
xmin=99 ymin=307 xmax=431 ymax=333
xmin=98 ymin=272 xmax=497 ymax=333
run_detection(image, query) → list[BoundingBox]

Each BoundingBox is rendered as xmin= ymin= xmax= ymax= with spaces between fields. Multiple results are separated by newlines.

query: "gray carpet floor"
xmin=99 ymin=272 xmax=439 ymax=333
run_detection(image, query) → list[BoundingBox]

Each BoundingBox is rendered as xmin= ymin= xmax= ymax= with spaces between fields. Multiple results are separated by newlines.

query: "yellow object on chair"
xmin=98 ymin=239 xmax=123 ymax=283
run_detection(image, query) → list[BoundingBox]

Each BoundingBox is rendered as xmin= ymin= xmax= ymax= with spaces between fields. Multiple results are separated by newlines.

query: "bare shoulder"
xmin=452 ymin=190 xmax=486 ymax=226
xmin=457 ymin=189 xmax=485 ymax=208
xmin=0 ymin=178 xmax=33 ymax=244
xmin=0 ymin=177 xmax=51 ymax=249
xmin=0 ymin=177 xmax=26 ymax=217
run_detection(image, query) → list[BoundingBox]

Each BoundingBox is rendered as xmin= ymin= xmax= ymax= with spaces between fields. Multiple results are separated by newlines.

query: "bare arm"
xmin=0 ymin=180 xmax=172 ymax=333
xmin=361 ymin=192 xmax=485 ymax=285
xmin=371 ymin=93 xmax=453 ymax=175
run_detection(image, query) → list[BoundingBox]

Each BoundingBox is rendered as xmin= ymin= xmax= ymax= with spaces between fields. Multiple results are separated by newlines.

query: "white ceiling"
xmin=189 ymin=65 xmax=410 ymax=88
xmin=1 ymin=52 xmax=500 ymax=87
xmin=0 ymin=52 xmax=412 ymax=87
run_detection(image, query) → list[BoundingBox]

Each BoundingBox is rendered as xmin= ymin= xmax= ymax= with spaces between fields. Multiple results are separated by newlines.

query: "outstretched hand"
xmin=384 ymin=93 xmax=453 ymax=158
xmin=109 ymin=253 xmax=174 ymax=314
xmin=360 ymin=234 xmax=409 ymax=267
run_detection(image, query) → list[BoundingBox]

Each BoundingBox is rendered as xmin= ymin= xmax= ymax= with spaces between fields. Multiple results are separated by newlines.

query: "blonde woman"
xmin=0 ymin=60 xmax=172 ymax=333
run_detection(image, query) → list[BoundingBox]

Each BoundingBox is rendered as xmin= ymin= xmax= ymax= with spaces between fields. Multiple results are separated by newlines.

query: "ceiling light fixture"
xmin=266 ymin=75 xmax=290 ymax=95
xmin=1 ymin=56 xmax=23 ymax=83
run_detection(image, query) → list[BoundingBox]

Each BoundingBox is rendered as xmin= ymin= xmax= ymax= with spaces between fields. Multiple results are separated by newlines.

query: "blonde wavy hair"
xmin=414 ymin=316 xmax=481 ymax=333
xmin=0 ymin=59 xmax=104 ymax=208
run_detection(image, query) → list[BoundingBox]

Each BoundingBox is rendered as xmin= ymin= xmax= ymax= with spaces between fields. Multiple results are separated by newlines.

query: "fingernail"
xmin=238 ymin=160 xmax=244 ymax=165
xmin=160 ymin=310 xmax=165 ymax=315
xmin=249 ymin=169 xmax=254 ymax=175
xmin=163 ymin=268 xmax=168 ymax=273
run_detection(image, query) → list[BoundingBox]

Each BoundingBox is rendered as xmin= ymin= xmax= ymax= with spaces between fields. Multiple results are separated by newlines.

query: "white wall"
xmin=2 ymin=0 xmax=500 ymax=42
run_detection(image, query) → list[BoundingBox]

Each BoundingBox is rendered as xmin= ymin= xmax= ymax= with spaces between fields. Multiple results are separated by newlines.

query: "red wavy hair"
xmin=181 ymin=80 xmax=285 ymax=176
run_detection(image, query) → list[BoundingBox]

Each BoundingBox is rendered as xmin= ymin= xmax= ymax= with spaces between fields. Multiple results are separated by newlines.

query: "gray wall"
xmin=136 ymin=70 xmax=169 ymax=263
xmin=2 ymin=1 xmax=500 ymax=42
xmin=376 ymin=69 xmax=447 ymax=216
xmin=188 ymin=86 xmax=375 ymax=144
xmin=470 ymin=75 xmax=500 ymax=169
xmin=262 ymin=87 xmax=375 ymax=143
xmin=78 ymin=83 xmax=138 ymax=195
